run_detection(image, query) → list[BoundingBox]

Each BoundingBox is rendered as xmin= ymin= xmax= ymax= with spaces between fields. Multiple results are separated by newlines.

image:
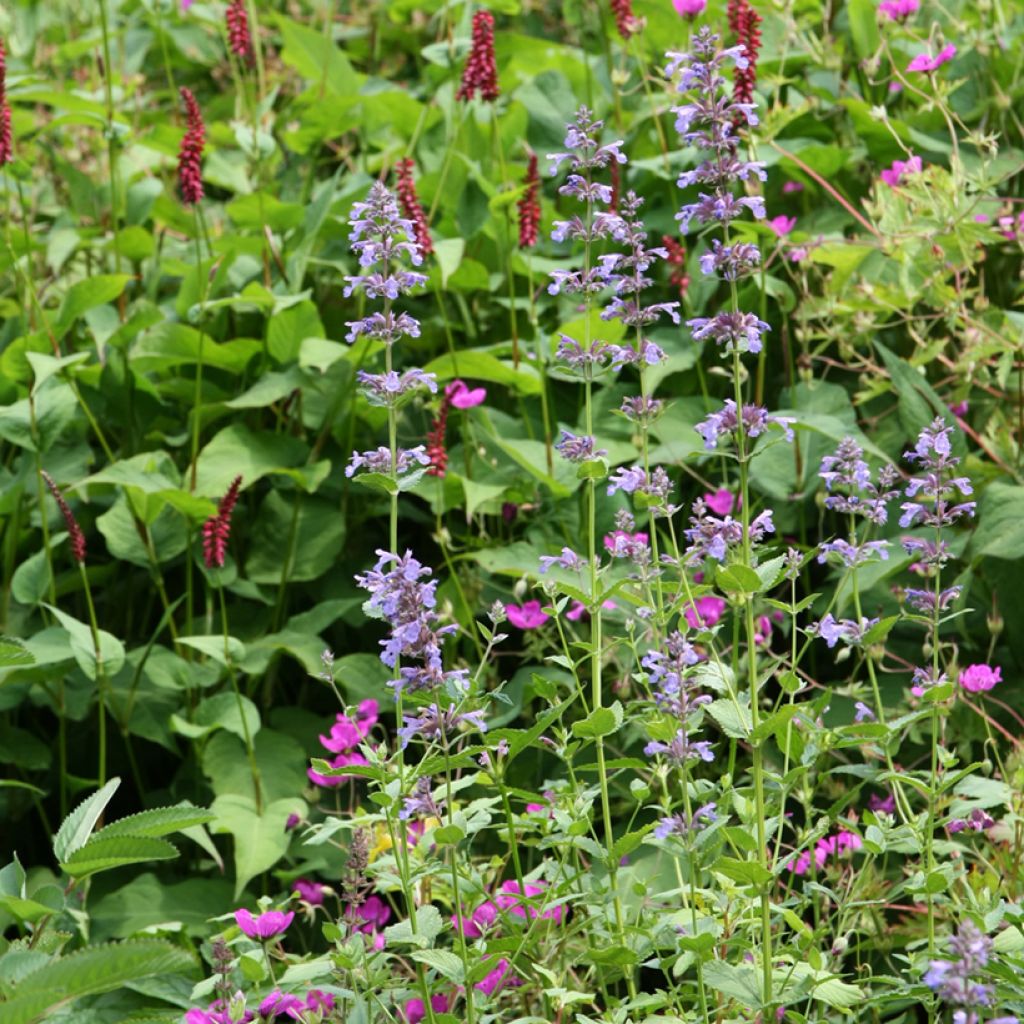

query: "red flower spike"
xmin=0 ymin=39 xmax=12 ymax=166
xmin=203 ymin=475 xmax=242 ymax=569
xmin=610 ymin=0 xmax=642 ymax=39
xmin=456 ymin=10 xmax=499 ymax=102
xmin=662 ymin=234 xmax=690 ymax=298
xmin=226 ymin=0 xmax=254 ymax=64
xmin=394 ymin=158 xmax=433 ymax=257
xmin=41 ymin=471 xmax=86 ymax=564
xmin=517 ymin=153 xmax=540 ymax=249
xmin=731 ymin=0 xmax=762 ymax=112
xmin=426 ymin=392 xmax=451 ymax=478
xmin=178 ymin=87 xmax=206 ymax=206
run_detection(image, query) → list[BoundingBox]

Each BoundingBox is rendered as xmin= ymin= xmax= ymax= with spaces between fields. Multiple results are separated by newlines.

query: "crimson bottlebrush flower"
xmin=662 ymin=234 xmax=690 ymax=297
xmin=393 ymin=158 xmax=433 ymax=257
xmin=731 ymin=0 xmax=762 ymax=110
xmin=0 ymin=38 xmax=12 ymax=167
xmin=426 ymin=391 xmax=451 ymax=478
xmin=178 ymin=87 xmax=205 ymax=205
xmin=225 ymin=0 xmax=254 ymax=64
xmin=456 ymin=9 xmax=499 ymax=102
xmin=203 ymin=475 xmax=242 ymax=569
xmin=41 ymin=471 xmax=86 ymax=564
xmin=517 ymin=153 xmax=540 ymax=248
xmin=610 ymin=0 xmax=642 ymax=38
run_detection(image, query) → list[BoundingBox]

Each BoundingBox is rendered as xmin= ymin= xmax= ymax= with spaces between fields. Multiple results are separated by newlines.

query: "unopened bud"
xmin=987 ymin=610 xmax=1004 ymax=637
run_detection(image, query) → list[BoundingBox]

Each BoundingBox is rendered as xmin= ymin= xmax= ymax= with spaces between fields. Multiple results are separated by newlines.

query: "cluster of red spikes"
xmin=610 ymin=0 xmax=642 ymax=39
xmin=517 ymin=153 xmax=540 ymax=249
xmin=178 ymin=87 xmax=206 ymax=205
xmin=0 ymin=39 xmax=12 ymax=166
xmin=456 ymin=10 xmax=499 ymax=102
xmin=226 ymin=0 xmax=254 ymax=64
xmin=203 ymin=476 xmax=243 ymax=569
xmin=662 ymin=235 xmax=691 ymax=298
xmin=728 ymin=0 xmax=763 ymax=111
xmin=41 ymin=472 xmax=87 ymax=564
xmin=394 ymin=158 xmax=434 ymax=257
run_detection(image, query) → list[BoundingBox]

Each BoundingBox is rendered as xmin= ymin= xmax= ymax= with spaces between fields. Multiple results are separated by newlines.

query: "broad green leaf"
xmin=0 ymin=634 xmax=35 ymax=667
xmin=411 ymin=949 xmax=465 ymax=983
xmin=572 ymin=701 xmax=623 ymax=739
xmin=170 ymin=692 xmax=260 ymax=742
xmin=44 ymin=603 xmax=126 ymax=680
xmin=706 ymin=699 xmax=752 ymax=739
xmin=52 ymin=778 xmax=123 ymax=863
xmin=193 ymin=424 xmax=308 ymax=497
xmin=94 ymin=803 xmax=214 ymax=841
xmin=177 ymin=634 xmax=246 ymax=667
xmin=0 ymin=940 xmax=194 ymax=1024
xmin=422 ymin=350 xmax=541 ymax=396
xmin=276 ymin=14 xmax=363 ymax=95
xmin=972 ymin=482 xmax=1024 ymax=560
xmin=55 ymin=274 xmax=132 ymax=338
xmin=60 ymin=835 xmax=179 ymax=878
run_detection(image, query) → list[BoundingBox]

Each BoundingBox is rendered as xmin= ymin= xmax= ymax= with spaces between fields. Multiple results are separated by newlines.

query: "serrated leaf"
xmin=706 ymin=699 xmax=752 ymax=739
xmin=813 ymin=976 xmax=862 ymax=1009
xmin=0 ymin=635 xmax=34 ymax=667
xmin=60 ymin=835 xmax=179 ymax=878
xmin=53 ymin=778 xmax=122 ymax=863
xmin=93 ymin=804 xmax=214 ymax=841
xmin=0 ymin=940 xmax=194 ymax=1024
xmin=714 ymin=857 xmax=773 ymax=888
xmin=716 ymin=564 xmax=762 ymax=593
xmin=572 ymin=700 xmax=623 ymax=739
xmin=411 ymin=949 xmax=465 ymax=983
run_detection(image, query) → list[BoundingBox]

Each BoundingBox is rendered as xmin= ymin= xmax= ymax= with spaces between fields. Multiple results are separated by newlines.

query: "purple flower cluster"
xmin=683 ymin=496 xmax=774 ymax=564
xmin=924 ymin=921 xmax=1012 ymax=1018
xmin=345 ymin=445 xmax=430 ymax=479
xmin=820 ymin=437 xmax=900 ymax=525
xmin=355 ymin=550 xmax=468 ymax=695
xmin=654 ymin=802 xmax=717 ymax=840
xmin=397 ymin=703 xmax=488 ymax=749
xmin=807 ymin=613 xmax=879 ymax=649
xmin=555 ymin=431 xmax=607 ymax=463
xmin=899 ymin=417 xmax=976 ymax=529
xmin=695 ymin=399 xmax=794 ymax=450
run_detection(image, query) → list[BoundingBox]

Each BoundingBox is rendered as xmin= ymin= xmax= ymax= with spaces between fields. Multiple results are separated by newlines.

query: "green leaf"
xmin=60 ymin=835 xmax=179 ymax=878
xmin=276 ymin=14 xmax=363 ymax=95
xmin=702 ymin=961 xmax=763 ymax=1010
xmin=715 ymin=564 xmax=762 ymax=593
xmin=706 ymin=699 xmax=752 ymax=739
xmin=55 ymin=274 xmax=132 ymax=338
xmin=53 ymin=778 xmax=122 ymax=863
xmin=44 ymin=603 xmax=126 ymax=681
xmin=411 ymin=949 xmax=465 ymax=983
xmin=813 ymin=976 xmax=862 ymax=1009
xmin=572 ymin=700 xmax=623 ymax=739
xmin=433 ymin=824 xmax=465 ymax=846
xmin=177 ymin=634 xmax=246 ymax=666
xmin=714 ymin=857 xmax=773 ymax=888
xmin=93 ymin=804 xmax=214 ymax=841
xmin=434 ymin=238 xmax=465 ymax=287
xmin=972 ymin=482 xmax=1024 ymax=560
xmin=0 ymin=940 xmax=194 ymax=1024
xmin=194 ymin=424 xmax=308 ymax=498
xmin=848 ymin=0 xmax=880 ymax=62
xmin=0 ymin=635 xmax=35 ymax=667
xmin=170 ymin=692 xmax=261 ymax=742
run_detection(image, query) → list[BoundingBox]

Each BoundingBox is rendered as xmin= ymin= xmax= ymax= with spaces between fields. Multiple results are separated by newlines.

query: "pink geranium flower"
xmin=292 ymin=878 xmax=326 ymax=905
xmin=684 ymin=595 xmax=726 ymax=629
xmin=672 ymin=0 xmax=707 ymax=14
xmin=505 ymin=600 xmax=550 ymax=629
xmin=446 ymin=379 xmax=487 ymax=409
xmin=566 ymin=599 xmax=617 ymax=622
xmin=907 ymin=44 xmax=956 ymax=73
xmin=769 ymin=215 xmax=796 ymax=237
xmin=782 ymin=180 xmax=804 ymax=193
xmin=790 ymin=829 xmax=862 ymax=875
xmin=234 ymin=908 xmax=294 ymax=940
xmin=703 ymin=488 xmax=735 ymax=516
xmin=879 ymin=154 xmax=922 ymax=187
xmin=404 ymin=993 xmax=452 ymax=1024
xmin=958 ymin=663 xmax=1002 ymax=693
xmin=878 ymin=0 xmax=919 ymax=20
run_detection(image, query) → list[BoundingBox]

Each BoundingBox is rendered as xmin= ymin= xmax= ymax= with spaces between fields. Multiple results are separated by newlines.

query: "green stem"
xmin=80 ymin=562 xmax=107 ymax=786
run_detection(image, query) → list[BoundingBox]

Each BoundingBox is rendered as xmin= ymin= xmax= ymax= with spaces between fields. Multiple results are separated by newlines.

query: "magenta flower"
xmin=494 ymin=879 xmax=564 ymax=923
xmin=404 ymin=993 xmax=451 ymax=1024
xmin=878 ymin=0 xmax=919 ymax=20
xmin=259 ymin=991 xmax=303 ymax=1019
xmin=234 ymin=908 xmax=294 ymax=940
xmin=672 ymin=0 xmax=707 ymax=14
xmin=958 ymin=663 xmax=1002 ymax=693
xmin=769 ymin=215 xmax=796 ymax=237
xmin=292 ymin=879 xmax=326 ymax=905
xmin=505 ymin=600 xmax=550 ymax=629
xmin=879 ymin=154 xmax=922 ymax=187
xmin=307 ymin=750 xmax=368 ymax=787
xmin=475 ymin=957 xmax=518 ymax=996
xmin=566 ymin=599 xmax=617 ymax=622
xmin=703 ymin=488 xmax=735 ymax=517
xmin=684 ymin=595 xmax=726 ymax=629
xmin=949 ymin=400 xmax=969 ymax=418
xmin=789 ymin=829 xmax=862 ymax=875
xmin=782 ymin=180 xmax=804 ymax=193
xmin=907 ymin=44 xmax=956 ymax=73
xmin=452 ymin=899 xmax=498 ymax=938
xmin=446 ymin=379 xmax=487 ymax=409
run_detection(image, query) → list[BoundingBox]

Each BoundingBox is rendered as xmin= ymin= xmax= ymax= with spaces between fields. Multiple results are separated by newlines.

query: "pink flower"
xmin=307 ymin=750 xmax=369 ymax=787
xmin=949 ymin=400 xmax=969 ymax=418
xmin=404 ymin=994 xmax=451 ymax=1024
xmin=234 ymin=908 xmax=294 ymax=940
xmin=878 ymin=0 xmax=919 ymax=20
xmin=566 ymin=599 xmax=617 ymax=622
xmin=684 ymin=596 xmax=726 ymax=629
xmin=769 ymin=215 xmax=796 ymax=237
xmin=452 ymin=899 xmax=499 ymax=938
xmin=259 ymin=991 xmax=304 ymax=1018
xmin=790 ymin=829 xmax=862 ymax=875
xmin=446 ymin=379 xmax=486 ymax=409
xmin=672 ymin=0 xmax=707 ymax=14
xmin=907 ymin=44 xmax=955 ymax=73
xmin=292 ymin=878 xmax=326 ymax=905
xmin=475 ymin=957 xmax=518 ymax=996
xmin=319 ymin=701 xmax=378 ymax=752
xmin=788 ymin=247 xmax=809 ymax=263
xmin=505 ymin=600 xmax=550 ymax=629
xmin=782 ymin=180 xmax=804 ymax=193
xmin=703 ymin=488 xmax=735 ymax=516
xmin=754 ymin=614 xmax=773 ymax=646
xmin=355 ymin=894 xmax=390 ymax=949
xmin=958 ymin=663 xmax=1002 ymax=693
xmin=494 ymin=879 xmax=564 ymax=923
xmin=879 ymin=154 xmax=922 ymax=187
